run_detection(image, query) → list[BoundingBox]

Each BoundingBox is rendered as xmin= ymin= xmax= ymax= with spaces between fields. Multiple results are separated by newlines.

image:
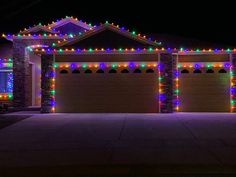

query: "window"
xmin=60 ymin=69 xmax=69 ymax=74
xmin=219 ymin=69 xmax=227 ymax=73
xmin=146 ymin=69 xmax=154 ymax=73
xmin=72 ymin=69 xmax=80 ymax=74
xmin=96 ymin=69 xmax=104 ymax=73
xmin=84 ymin=69 xmax=92 ymax=74
xmin=0 ymin=72 xmax=13 ymax=93
xmin=134 ymin=69 xmax=142 ymax=73
xmin=109 ymin=69 xmax=117 ymax=73
xmin=193 ymin=69 xmax=202 ymax=73
xmin=206 ymin=69 xmax=214 ymax=73
xmin=121 ymin=69 xmax=129 ymax=73
xmin=181 ymin=69 xmax=189 ymax=74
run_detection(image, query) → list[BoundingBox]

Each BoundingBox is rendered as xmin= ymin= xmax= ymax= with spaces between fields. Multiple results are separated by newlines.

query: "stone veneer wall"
xmin=231 ymin=54 xmax=236 ymax=112
xmin=41 ymin=54 xmax=54 ymax=113
xmin=159 ymin=53 xmax=174 ymax=113
xmin=12 ymin=39 xmax=57 ymax=109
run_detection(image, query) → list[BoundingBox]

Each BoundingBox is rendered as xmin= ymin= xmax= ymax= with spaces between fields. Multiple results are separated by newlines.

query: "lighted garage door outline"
xmin=51 ymin=62 xmax=161 ymax=113
xmin=177 ymin=62 xmax=233 ymax=112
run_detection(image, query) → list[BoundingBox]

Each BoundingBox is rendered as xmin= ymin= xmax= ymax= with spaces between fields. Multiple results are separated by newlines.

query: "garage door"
xmin=55 ymin=67 xmax=159 ymax=113
xmin=179 ymin=67 xmax=230 ymax=112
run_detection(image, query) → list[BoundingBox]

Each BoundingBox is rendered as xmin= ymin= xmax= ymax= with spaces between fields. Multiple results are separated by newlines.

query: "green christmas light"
xmin=175 ymin=89 xmax=179 ymax=94
xmin=8 ymin=94 xmax=13 ymax=99
xmin=53 ymin=64 xmax=58 ymax=68
xmin=51 ymin=90 xmax=55 ymax=95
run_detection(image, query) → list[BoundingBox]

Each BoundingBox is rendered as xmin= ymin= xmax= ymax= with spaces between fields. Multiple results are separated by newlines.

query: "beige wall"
xmin=55 ymin=54 xmax=159 ymax=63
xmin=178 ymin=54 xmax=230 ymax=63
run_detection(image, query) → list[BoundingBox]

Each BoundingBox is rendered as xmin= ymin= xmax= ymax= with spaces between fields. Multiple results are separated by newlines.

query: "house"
xmin=0 ymin=16 xmax=236 ymax=113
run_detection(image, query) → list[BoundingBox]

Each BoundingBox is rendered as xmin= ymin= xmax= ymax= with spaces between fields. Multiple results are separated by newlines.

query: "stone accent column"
xmin=172 ymin=54 xmax=179 ymax=112
xmin=41 ymin=54 xmax=54 ymax=113
xmin=13 ymin=41 xmax=29 ymax=109
xmin=159 ymin=53 xmax=174 ymax=113
xmin=231 ymin=54 xmax=236 ymax=112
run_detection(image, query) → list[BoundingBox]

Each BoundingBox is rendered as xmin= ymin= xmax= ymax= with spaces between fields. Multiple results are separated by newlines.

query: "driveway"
xmin=1 ymin=113 xmax=236 ymax=176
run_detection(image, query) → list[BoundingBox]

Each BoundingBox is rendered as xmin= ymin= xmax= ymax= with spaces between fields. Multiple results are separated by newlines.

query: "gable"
xmin=29 ymin=30 xmax=53 ymax=34
xmin=62 ymin=28 xmax=158 ymax=48
xmin=53 ymin=22 xmax=88 ymax=34
xmin=20 ymin=25 xmax=57 ymax=34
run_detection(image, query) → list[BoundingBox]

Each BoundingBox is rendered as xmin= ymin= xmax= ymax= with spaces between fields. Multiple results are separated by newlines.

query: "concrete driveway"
xmin=1 ymin=113 xmax=236 ymax=176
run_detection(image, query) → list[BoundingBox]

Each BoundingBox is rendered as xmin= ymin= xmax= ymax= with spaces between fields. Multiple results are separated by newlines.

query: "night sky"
xmin=0 ymin=0 xmax=235 ymax=47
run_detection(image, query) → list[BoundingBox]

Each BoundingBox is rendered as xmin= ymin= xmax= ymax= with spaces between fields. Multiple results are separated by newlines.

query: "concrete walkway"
xmin=1 ymin=113 xmax=236 ymax=176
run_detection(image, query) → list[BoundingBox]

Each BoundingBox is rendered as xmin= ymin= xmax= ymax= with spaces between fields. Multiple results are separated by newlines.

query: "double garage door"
xmin=55 ymin=67 xmax=159 ymax=113
xmin=179 ymin=67 xmax=230 ymax=112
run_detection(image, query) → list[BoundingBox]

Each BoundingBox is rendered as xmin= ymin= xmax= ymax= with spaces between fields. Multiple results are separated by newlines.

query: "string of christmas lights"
xmin=51 ymin=68 xmax=56 ymax=113
xmin=177 ymin=62 xmax=231 ymax=68
xmin=0 ymin=58 xmax=13 ymax=68
xmin=19 ymin=16 xmax=93 ymax=34
xmin=32 ymin=47 xmax=236 ymax=54
xmin=0 ymin=93 xmax=13 ymax=100
xmin=174 ymin=56 xmax=179 ymax=112
xmin=0 ymin=58 xmax=13 ymax=101
xmin=54 ymin=62 xmax=158 ymax=69
xmin=230 ymin=58 xmax=236 ymax=112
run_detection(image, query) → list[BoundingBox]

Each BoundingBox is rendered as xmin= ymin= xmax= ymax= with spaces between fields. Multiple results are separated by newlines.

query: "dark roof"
xmin=151 ymin=34 xmax=229 ymax=49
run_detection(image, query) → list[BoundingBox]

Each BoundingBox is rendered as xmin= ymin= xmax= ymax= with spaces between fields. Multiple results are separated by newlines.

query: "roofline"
xmin=33 ymin=47 xmax=236 ymax=55
xmin=48 ymin=17 xmax=92 ymax=30
xmin=20 ymin=25 xmax=59 ymax=34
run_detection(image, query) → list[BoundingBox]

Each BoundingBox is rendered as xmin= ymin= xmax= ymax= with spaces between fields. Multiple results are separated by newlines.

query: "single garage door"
xmin=179 ymin=67 xmax=230 ymax=112
xmin=55 ymin=67 xmax=159 ymax=113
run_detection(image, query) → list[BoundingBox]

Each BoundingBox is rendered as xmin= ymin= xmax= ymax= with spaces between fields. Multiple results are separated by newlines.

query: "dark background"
xmin=0 ymin=0 xmax=235 ymax=47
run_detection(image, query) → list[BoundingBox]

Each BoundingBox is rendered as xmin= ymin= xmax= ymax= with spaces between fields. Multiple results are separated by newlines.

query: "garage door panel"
xmin=55 ymin=69 xmax=158 ymax=113
xmin=179 ymin=69 xmax=230 ymax=112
